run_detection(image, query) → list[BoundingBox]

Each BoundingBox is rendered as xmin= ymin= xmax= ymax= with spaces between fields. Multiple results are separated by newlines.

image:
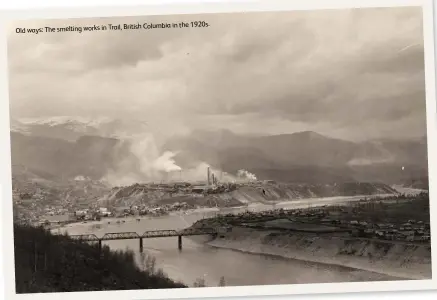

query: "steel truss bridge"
xmin=68 ymin=227 xmax=230 ymax=251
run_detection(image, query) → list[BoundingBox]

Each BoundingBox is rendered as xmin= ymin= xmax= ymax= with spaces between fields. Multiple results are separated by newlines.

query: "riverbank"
xmin=55 ymin=199 xmax=431 ymax=288
xmin=45 ymin=192 xmax=400 ymax=233
xmin=207 ymin=227 xmax=431 ymax=280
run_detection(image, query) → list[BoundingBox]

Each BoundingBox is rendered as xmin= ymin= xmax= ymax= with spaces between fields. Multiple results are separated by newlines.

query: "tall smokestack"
xmin=212 ymin=173 xmax=215 ymax=185
xmin=207 ymin=167 xmax=211 ymax=185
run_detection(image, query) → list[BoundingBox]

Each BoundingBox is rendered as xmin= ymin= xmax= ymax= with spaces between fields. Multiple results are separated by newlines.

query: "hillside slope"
xmin=99 ymin=182 xmax=398 ymax=207
xmin=163 ymin=130 xmax=429 ymax=185
xmin=14 ymin=225 xmax=186 ymax=293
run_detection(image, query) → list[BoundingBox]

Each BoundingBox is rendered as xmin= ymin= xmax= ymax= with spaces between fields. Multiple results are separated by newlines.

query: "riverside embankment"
xmin=207 ymin=227 xmax=432 ymax=280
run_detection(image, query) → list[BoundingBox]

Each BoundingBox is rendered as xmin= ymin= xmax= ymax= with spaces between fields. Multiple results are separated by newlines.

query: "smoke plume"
xmin=100 ymin=133 xmax=257 ymax=187
xmin=236 ymin=169 xmax=257 ymax=181
xmin=153 ymin=151 xmax=182 ymax=172
xmin=101 ymin=133 xmax=184 ymax=186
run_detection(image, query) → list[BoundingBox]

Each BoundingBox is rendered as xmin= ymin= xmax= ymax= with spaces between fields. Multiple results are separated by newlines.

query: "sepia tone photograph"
xmin=5 ymin=4 xmax=433 ymax=296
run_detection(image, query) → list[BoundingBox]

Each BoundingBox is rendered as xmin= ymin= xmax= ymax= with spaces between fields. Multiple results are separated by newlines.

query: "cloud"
xmin=7 ymin=7 xmax=427 ymax=141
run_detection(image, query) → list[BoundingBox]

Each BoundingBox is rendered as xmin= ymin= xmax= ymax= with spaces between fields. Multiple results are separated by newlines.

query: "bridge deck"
xmin=68 ymin=227 xmax=227 ymax=242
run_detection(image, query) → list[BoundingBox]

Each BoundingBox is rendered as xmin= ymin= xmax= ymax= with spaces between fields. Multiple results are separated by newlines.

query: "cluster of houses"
xmin=286 ymin=207 xmax=431 ymax=243
xmin=288 ymin=209 xmax=431 ymax=243
xmin=74 ymin=207 xmax=111 ymax=220
xmin=72 ymin=201 xmax=195 ymax=221
xmin=202 ymin=205 xmax=431 ymax=244
xmin=344 ymin=219 xmax=431 ymax=242
xmin=24 ymin=198 xmax=201 ymax=226
xmin=125 ymin=202 xmax=193 ymax=216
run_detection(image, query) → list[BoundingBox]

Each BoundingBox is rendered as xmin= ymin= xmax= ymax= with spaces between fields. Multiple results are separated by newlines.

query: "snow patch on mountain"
xmin=10 ymin=116 xmax=149 ymax=140
xmin=17 ymin=116 xmax=115 ymax=127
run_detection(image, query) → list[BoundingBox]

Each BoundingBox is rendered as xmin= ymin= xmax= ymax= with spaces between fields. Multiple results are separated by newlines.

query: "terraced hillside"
xmin=99 ymin=182 xmax=398 ymax=207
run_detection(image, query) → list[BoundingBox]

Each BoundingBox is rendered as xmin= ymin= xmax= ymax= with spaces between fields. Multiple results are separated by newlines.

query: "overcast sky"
xmin=7 ymin=7 xmax=427 ymax=141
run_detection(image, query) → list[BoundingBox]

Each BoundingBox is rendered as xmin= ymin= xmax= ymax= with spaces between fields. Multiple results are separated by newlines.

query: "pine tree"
xmin=193 ymin=277 xmax=206 ymax=287
xmin=218 ymin=276 xmax=226 ymax=287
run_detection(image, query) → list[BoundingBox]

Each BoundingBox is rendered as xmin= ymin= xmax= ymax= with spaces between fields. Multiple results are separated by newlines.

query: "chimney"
xmin=207 ymin=167 xmax=211 ymax=185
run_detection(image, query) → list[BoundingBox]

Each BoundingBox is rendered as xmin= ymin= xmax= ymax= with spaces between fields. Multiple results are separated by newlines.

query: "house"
xmin=75 ymin=210 xmax=87 ymax=217
xmin=98 ymin=207 xmax=111 ymax=217
xmin=422 ymin=235 xmax=431 ymax=241
xmin=375 ymin=231 xmax=384 ymax=238
xmin=385 ymin=234 xmax=395 ymax=240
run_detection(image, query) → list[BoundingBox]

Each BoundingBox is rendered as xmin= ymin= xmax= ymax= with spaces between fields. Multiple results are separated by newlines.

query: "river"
xmin=58 ymin=195 xmax=398 ymax=287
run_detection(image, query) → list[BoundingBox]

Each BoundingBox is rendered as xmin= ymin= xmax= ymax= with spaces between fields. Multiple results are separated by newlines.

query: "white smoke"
xmin=236 ymin=169 xmax=257 ymax=181
xmin=153 ymin=151 xmax=182 ymax=172
xmin=100 ymin=133 xmax=257 ymax=187
xmin=101 ymin=133 xmax=184 ymax=186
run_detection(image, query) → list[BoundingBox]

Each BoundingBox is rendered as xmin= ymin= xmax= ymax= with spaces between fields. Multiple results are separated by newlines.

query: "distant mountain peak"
xmin=290 ymin=131 xmax=327 ymax=139
xmin=10 ymin=116 xmax=149 ymax=142
xmin=191 ymin=128 xmax=236 ymax=137
xmin=16 ymin=116 xmax=115 ymax=127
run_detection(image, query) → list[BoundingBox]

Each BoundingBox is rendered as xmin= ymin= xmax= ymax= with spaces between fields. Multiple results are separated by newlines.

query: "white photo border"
xmin=0 ymin=0 xmax=436 ymax=299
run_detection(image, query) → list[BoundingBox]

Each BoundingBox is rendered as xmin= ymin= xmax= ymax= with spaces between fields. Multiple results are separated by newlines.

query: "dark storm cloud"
xmin=7 ymin=7 xmax=427 ymax=141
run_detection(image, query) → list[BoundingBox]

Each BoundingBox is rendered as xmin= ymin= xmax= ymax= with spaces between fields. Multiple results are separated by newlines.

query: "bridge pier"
xmin=178 ymin=235 xmax=182 ymax=250
xmin=98 ymin=240 xmax=102 ymax=252
xmin=139 ymin=238 xmax=143 ymax=253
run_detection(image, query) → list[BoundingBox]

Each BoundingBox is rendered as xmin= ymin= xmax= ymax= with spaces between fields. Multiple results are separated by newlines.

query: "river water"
xmin=59 ymin=195 xmax=397 ymax=287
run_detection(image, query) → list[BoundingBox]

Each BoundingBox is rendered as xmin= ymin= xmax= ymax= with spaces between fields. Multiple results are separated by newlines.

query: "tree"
xmin=139 ymin=252 xmax=157 ymax=275
xmin=218 ymin=276 xmax=226 ymax=287
xmin=193 ymin=277 xmax=206 ymax=287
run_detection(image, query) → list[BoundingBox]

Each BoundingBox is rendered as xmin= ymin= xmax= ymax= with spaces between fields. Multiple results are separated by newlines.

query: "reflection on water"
xmin=62 ymin=196 xmax=396 ymax=287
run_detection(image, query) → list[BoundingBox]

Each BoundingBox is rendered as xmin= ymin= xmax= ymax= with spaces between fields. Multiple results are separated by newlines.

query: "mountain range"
xmin=11 ymin=116 xmax=149 ymax=142
xmin=9 ymin=117 xmax=429 ymax=188
xmin=162 ymin=129 xmax=428 ymax=185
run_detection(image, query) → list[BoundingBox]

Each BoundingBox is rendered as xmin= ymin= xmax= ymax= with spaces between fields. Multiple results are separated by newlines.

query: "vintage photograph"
xmin=6 ymin=5 xmax=432 ymax=295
